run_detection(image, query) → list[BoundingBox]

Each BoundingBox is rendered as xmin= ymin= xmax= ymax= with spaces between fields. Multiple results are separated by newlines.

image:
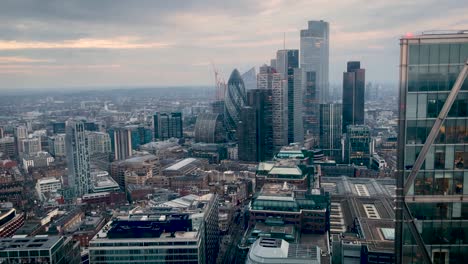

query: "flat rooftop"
xmin=164 ymin=158 xmax=198 ymax=171
xmin=0 ymin=236 xmax=62 ymax=251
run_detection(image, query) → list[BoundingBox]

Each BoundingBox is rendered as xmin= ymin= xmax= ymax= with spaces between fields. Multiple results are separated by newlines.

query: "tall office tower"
xmin=224 ymin=69 xmax=247 ymax=139
xmin=396 ymin=32 xmax=468 ymax=264
xmin=65 ymin=120 xmax=91 ymax=197
xmin=301 ymin=20 xmax=329 ymax=137
xmin=153 ymin=112 xmax=183 ymax=140
xmin=319 ymin=103 xmax=342 ymax=161
xmin=342 ymin=61 xmax=365 ymax=133
xmin=272 ymin=78 xmax=289 ymax=152
xmin=238 ymin=89 xmax=274 ymax=162
xmin=238 ymin=106 xmax=257 ymax=161
xmin=112 ymin=128 xmax=132 ymax=160
xmin=242 ymin=67 xmax=257 ymax=90
xmin=276 ymin=50 xmax=303 ymax=143
xmin=258 ymin=65 xmax=287 ymax=152
xmin=345 ymin=125 xmax=371 ymax=167
xmin=0 ymin=127 xmax=4 ymax=138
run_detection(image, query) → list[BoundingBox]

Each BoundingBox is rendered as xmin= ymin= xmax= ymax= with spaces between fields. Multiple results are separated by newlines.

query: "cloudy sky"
xmin=1 ymin=0 xmax=467 ymax=90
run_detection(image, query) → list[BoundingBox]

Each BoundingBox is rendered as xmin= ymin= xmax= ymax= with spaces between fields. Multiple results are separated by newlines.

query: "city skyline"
xmin=1 ymin=0 xmax=468 ymax=90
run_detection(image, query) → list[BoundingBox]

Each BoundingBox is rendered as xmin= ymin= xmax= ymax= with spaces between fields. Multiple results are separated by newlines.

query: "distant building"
xmin=319 ymin=103 xmax=342 ymax=161
xmin=242 ymin=67 xmax=257 ymax=90
xmin=65 ymin=120 xmax=91 ymax=197
xmin=162 ymin=158 xmax=203 ymax=177
xmin=110 ymin=154 xmax=158 ymax=189
xmin=52 ymin=122 xmax=66 ymax=134
xmin=0 ymin=137 xmax=18 ymax=159
xmin=48 ymin=134 xmax=66 ymax=157
xmin=0 ymin=236 xmax=81 ymax=264
xmin=22 ymin=151 xmax=54 ymax=172
xmin=345 ymin=125 xmax=371 ymax=167
xmin=91 ymin=170 xmax=120 ymax=193
xmin=301 ymin=20 xmax=329 ymax=138
xmin=153 ymin=112 xmax=183 ymax=140
xmin=276 ymin=50 xmax=303 ymax=144
xmin=189 ymin=143 xmax=227 ymax=164
xmin=86 ymin=132 xmax=111 ymax=156
xmin=89 ymin=194 xmax=219 ymax=264
xmin=18 ymin=137 xmax=42 ymax=155
xmin=211 ymin=100 xmax=225 ymax=115
xmin=224 ymin=69 xmax=247 ymax=139
xmin=112 ymin=127 xmax=132 ymax=160
xmin=194 ymin=113 xmax=226 ymax=143
xmin=342 ymin=61 xmax=365 ymax=133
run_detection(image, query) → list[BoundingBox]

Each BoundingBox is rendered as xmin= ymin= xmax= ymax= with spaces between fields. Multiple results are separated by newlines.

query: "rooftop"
xmin=247 ymin=238 xmax=320 ymax=264
xmin=163 ymin=158 xmax=198 ymax=171
xmin=0 ymin=236 xmax=62 ymax=251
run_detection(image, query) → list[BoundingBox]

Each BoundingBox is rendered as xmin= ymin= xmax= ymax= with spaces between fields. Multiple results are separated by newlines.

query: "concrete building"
xmin=112 ymin=127 xmax=132 ymax=160
xmin=89 ymin=194 xmax=219 ymax=264
xmin=36 ymin=177 xmax=62 ymax=201
xmin=0 ymin=236 xmax=80 ymax=264
xmin=91 ymin=170 xmax=120 ymax=193
xmin=162 ymin=158 xmax=203 ymax=177
xmin=86 ymin=131 xmax=111 ymax=156
xmin=19 ymin=137 xmax=42 ymax=155
xmin=22 ymin=151 xmax=54 ymax=172
xmin=0 ymin=137 xmax=17 ymax=159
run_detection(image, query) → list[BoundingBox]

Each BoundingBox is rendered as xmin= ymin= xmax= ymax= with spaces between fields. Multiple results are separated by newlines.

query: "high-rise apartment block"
xmin=342 ymin=61 xmax=365 ymax=133
xmin=65 ymin=120 xmax=91 ymax=197
xmin=396 ymin=32 xmax=468 ymax=264
xmin=153 ymin=112 xmax=183 ymax=140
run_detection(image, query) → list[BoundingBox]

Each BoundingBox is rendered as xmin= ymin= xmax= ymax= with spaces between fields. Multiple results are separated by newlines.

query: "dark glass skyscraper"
xmin=153 ymin=112 xmax=183 ymax=140
xmin=342 ymin=61 xmax=365 ymax=133
xmin=345 ymin=125 xmax=371 ymax=167
xmin=238 ymin=89 xmax=274 ymax=162
xmin=396 ymin=32 xmax=468 ymax=264
xmin=224 ymin=69 xmax=247 ymax=140
xmin=319 ymin=103 xmax=342 ymax=161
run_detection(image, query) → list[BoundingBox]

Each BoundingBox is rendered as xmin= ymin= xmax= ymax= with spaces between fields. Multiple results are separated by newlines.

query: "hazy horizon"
xmin=1 ymin=0 xmax=467 ymax=90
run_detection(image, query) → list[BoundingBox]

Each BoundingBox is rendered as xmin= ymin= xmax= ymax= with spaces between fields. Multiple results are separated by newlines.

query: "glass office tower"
xmin=396 ymin=32 xmax=468 ymax=264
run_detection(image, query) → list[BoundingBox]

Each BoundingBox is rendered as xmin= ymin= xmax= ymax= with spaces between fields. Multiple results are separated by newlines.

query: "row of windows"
xmin=91 ymin=248 xmax=198 ymax=255
xmin=90 ymin=254 xmax=198 ymax=261
xmin=410 ymin=171 xmax=468 ymax=196
xmin=90 ymin=241 xmax=197 ymax=247
xmin=406 ymin=92 xmax=468 ymax=119
xmin=408 ymin=64 xmax=468 ymax=92
xmin=405 ymin=145 xmax=468 ymax=171
xmin=403 ymin=244 xmax=468 ymax=264
xmin=408 ymin=202 xmax=468 ymax=221
xmin=408 ymin=43 xmax=468 ymax=65
xmin=406 ymin=119 xmax=468 ymax=145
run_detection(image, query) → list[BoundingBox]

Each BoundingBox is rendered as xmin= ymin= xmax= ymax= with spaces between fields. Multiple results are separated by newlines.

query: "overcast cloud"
xmin=1 ymin=0 xmax=467 ymax=89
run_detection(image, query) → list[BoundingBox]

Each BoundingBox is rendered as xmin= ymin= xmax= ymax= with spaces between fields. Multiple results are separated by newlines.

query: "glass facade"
xmin=397 ymin=33 xmax=468 ymax=264
xmin=224 ymin=69 xmax=247 ymax=139
xmin=319 ymin=103 xmax=342 ymax=161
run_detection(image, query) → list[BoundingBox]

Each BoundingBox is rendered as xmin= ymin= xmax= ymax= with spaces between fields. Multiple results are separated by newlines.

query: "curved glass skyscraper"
xmin=224 ymin=69 xmax=247 ymax=139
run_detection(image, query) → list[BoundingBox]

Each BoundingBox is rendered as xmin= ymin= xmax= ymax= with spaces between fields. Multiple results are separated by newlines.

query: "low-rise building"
xmin=0 ymin=208 xmax=25 ymax=237
xmin=0 ymin=235 xmax=81 ymax=264
xmin=246 ymin=238 xmax=321 ymax=264
xmin=89 ymin=193 xmax=219 ymax=264
xmin=36 ymin=177 xmax=62 ymax=201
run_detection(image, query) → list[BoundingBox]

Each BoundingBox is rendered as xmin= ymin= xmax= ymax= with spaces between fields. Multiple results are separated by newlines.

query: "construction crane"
xmin=211 ymin=62 xmax=227 ymax=101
